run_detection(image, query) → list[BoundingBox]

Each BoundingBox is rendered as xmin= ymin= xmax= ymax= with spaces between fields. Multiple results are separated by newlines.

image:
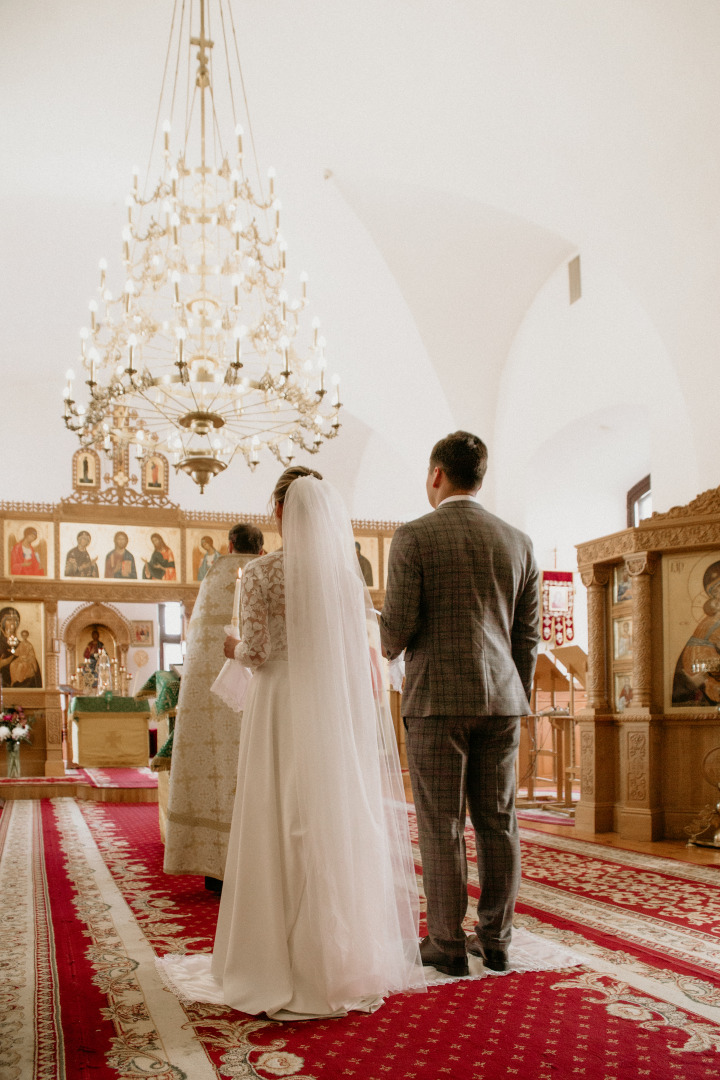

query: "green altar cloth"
xmin=69 ymin=693 xmax=150 ymax=715
xmin=140 ymin=670 xmax=181 ymax=772
xmin=137 ymin=670 xmax=181 ymax=714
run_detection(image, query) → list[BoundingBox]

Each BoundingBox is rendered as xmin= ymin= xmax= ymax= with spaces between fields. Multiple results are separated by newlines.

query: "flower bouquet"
xmin=0 ymin=706 xmax=34 ymax=778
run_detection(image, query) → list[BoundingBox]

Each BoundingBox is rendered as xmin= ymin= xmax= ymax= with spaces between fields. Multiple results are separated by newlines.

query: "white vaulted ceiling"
xmin=2 ymin=0 xmax=719 ymax=557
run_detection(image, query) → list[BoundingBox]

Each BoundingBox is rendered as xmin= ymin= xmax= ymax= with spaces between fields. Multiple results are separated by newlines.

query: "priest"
xmin=164 ymin=522 xmax=264 ymax=890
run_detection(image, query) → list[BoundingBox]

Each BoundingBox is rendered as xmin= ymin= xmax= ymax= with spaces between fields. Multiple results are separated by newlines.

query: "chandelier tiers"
xmin=63 ymin=0 xmax=341 ymax=493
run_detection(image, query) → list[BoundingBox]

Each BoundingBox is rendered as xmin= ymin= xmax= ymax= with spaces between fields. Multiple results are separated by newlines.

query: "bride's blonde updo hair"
xmin=271 ymin=466 xmax=323 ymax=508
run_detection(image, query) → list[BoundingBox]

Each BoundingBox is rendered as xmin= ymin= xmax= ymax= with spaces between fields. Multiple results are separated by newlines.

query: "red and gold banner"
xmin=542 ymin=570 xmax=575 ymax=646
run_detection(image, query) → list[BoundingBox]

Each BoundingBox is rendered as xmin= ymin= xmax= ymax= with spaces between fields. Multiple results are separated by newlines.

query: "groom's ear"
xmin=430 ymin=466 xmax=443 ymax=489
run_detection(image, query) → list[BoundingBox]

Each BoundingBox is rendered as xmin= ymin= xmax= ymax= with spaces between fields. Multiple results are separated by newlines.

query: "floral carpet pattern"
xmin=0 ymin=797 xmax=719 ymax=1079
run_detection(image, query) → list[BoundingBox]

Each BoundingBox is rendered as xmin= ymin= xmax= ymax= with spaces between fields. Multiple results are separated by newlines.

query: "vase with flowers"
xmin=0 ymin=706 xmax=34 ymax=777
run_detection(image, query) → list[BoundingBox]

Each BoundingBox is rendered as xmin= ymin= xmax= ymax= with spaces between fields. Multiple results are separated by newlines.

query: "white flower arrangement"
xmin=0 ymin=707 xmax=34 ymax=749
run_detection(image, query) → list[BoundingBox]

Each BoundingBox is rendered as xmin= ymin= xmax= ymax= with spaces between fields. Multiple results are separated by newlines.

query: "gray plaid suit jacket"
xmin=380 ymin=499 xmax=540 ymax=717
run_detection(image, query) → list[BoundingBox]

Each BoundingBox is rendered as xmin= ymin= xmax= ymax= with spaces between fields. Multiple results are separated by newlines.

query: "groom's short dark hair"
xmin=228 ymin=523 xmax=264 ymax=554
xmin=430 ymin=431 xmax=488 ymax=490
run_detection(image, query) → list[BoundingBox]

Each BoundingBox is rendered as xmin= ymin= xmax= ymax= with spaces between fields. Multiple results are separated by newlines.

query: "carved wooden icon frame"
xmin=72 ymin=448 xmax=101 ymax=492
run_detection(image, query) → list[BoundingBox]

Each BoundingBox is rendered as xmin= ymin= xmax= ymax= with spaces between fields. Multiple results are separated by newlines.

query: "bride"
xmin=157 ymin=467 xmax=425 ymax=1019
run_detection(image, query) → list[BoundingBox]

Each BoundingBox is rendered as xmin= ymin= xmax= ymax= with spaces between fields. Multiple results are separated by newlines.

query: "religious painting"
xmin=72 ymin=448 xmax=101 ymax=491
xmin=613 ymin=564 xmax=632 ymax=604
xmin=614 ymin=673 xmax=633 ymax=713
xmin=186 ymin=529 xmax=229 ymax=582
xmin=60 ymin=523 xmax=182 ymax=583
xmin=0 ymin=601 xmax=44 ymax=689
xmin=612 ymin=617 xmax=633 ymax=660
xmin=353 ymin=535 xmax=379 ymax=590
xmin=131 ymin=621 xmax=154 ymax=647
xmin=77 ymin=624 xmax=116 ymax=664
xmin=140 ymin=530 xmax=179 ymax=580
xmin=141 ymin=453 xmax=169 ymax=496
xmin=63 ymin=527 xmax=101 ymax=578
xmin=185 ymin=524 xmax=279 ymax=582
xmin=6 ymin=519 xmax=53 ymax=578
xmin=663 ymin=551 xmax=720 ymax=712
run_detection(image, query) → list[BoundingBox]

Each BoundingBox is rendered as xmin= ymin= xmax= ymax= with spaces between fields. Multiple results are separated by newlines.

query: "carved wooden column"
xmin=616 ymin=552 xmax=662 ymax=839
xmin=575 ymin=565 xmax=615 ymax=833
xmin=44 ymin=601 xmax=65 ymax=777
xmin=625 ymin=552 xmax=657 ymax=711
xmin=580 ymin=566 xmax=610 ymax=712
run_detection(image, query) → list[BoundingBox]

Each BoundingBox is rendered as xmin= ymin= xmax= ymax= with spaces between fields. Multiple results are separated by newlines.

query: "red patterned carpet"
xmin=1 ymin=798 xmax=719 ymax=1080
xmin=0 ymin=766 xmax=158 ymax=789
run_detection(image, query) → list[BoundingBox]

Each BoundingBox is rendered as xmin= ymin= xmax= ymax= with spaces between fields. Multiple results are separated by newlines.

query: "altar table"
xmin=69 ymin=694 xmax=152 ymax=768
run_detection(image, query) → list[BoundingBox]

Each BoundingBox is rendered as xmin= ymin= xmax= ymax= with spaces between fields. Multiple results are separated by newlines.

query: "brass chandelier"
xmin=63 ymin=0 xmax=341 ymax=493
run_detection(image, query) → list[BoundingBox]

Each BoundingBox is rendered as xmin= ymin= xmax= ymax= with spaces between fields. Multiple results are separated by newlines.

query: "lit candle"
xmin=232 ymin=566 xmax=243 ymax=629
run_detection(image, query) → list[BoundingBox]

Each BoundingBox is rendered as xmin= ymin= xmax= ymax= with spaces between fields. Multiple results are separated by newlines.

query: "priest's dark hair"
xmin=228 ymin=523 xmax=264 ymax=555
xmin=429 ymin=431 xmax=488 ymax=490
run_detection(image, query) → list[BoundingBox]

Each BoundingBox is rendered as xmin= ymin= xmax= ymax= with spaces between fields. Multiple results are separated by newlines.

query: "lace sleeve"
xmin=233 ymin=562 xmax=271 ymax=669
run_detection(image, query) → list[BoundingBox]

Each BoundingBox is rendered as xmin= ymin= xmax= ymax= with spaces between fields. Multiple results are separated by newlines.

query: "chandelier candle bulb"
xmin=235 ymin=124 xmax=243 ymax=157
xmin=268 ymin=166 xmax=276 ymax=196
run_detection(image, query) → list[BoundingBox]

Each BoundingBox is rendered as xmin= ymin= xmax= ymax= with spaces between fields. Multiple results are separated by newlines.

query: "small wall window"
xmin=159 ymin=602 xmax=184 ymax=670
xmin=627 ymin=475 xmax=652 ymax=528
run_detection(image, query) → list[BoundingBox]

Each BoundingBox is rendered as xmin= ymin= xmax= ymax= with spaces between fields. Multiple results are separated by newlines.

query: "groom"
xmin=380 ymin=431 xmax=540 ymax=976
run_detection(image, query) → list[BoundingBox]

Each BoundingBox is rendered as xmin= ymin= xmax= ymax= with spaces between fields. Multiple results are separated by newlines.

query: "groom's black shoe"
xmin=419 ymin=936 xmax=469 ymax=977
xmin=466 ymin=933 xmax=510 ymax=972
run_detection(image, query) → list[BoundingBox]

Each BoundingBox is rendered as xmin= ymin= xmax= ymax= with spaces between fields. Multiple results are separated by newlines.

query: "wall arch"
xmin=60 ymin=601 xmax=132 ymax=680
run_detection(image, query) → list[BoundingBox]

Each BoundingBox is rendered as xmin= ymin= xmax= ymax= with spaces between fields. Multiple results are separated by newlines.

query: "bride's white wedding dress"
xmin=157 ymin=479 xmax=424 ymax=1020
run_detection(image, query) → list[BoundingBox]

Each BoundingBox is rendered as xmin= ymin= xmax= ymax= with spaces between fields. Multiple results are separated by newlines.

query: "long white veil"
xmin=283 ymin=476 xmax=424 ymax=1006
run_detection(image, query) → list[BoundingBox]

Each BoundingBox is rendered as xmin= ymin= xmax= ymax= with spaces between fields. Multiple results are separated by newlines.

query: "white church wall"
xmin=493 ymin=253 xmax=695 ymax=652
xmin=494 ymin=253 xmax=693 ymax=530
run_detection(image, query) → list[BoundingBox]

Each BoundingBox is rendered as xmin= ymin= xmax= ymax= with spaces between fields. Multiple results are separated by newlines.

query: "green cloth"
xmin=154 ymin=670 xmax=181 ymax=714
xmin=69 ymin=692 xmax=150 ymax=715
xmin=151 ymin=715 xmax=175 ymax=771
xmin=137 ymin=670 xmax=181 ymax=712
xmin=136 ymin=672 xmax=159 ymax=697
